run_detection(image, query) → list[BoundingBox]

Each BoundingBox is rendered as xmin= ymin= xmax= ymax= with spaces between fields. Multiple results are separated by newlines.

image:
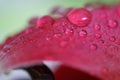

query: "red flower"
xmin=0 ymin=4 xmax=120 ymax=80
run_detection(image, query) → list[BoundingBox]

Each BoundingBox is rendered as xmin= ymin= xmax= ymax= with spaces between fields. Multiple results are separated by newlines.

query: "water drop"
xmin=99 ymin=40 xmax=104 ymax=44
xmin=95 ymin=34 xmax=101 ymax=39
xmin=109 ymin=36 xmax=116 ymax=42
xmin=94 ymin=24 xmax=101 ymax=31
xmin=100 ymin=13 xmax=107 ymax=18
xmin=54 ymin=34 xmax=62 ymax=39
xmin=46 ymin=36 xmax=52 ymax=41
xmin=28 ymin=17 xmax=38 ymax=25
xmin=37 ymin=16 xmax=54 ymax=28
xmin=25 ymin=29 xmax=32 ymax=34
xmin=60 ymin=41 xmax=67 ymax=47
xmin=102 ymin=67 xmax=108 ymax=74
xmin=108 ymin=20 xmax=118 ymax=28
xmin=20 ymin=36 xmax=25 ymax=40
xmin=79 ymin=30 xmax=87 ymax=37
xmin=90 ymin=44 xmax=97 ymax=50
xmin=67 ymin=8 xmax=92 ymax=27
xmin=65 ymin=28 xmax=73 ymax=36
xmin=3 ymin=46 xmax=11 ymax=53
xmin=62 ymin=22 xmax=67 ymax=26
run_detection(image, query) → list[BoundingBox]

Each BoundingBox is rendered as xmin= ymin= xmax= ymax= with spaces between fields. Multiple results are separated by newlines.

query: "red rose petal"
xmin=0 ymin=5 xmax=120 ymax=80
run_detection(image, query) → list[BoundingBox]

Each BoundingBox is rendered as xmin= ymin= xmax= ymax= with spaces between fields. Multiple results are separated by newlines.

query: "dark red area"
xmin=55 ymin=65 xmax=101 ymax=80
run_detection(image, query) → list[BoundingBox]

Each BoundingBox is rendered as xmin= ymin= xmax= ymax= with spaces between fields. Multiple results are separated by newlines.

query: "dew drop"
xmin=99 ymin=40 xmax=104 ymax=44
xmin=94 ymin=24 xmax=101 ymax=31
xmin=20 ymin=36 xmax=25 ymax=40
xmin=109 ymin=36 xmax=116 ymax=42
xmin=95 ymin=34 xmax=101 ymax=39
xmin=3 ymin=46 xmax=11 ymax=53
xmin=46 ymin=36 xmax=52 ymax=41
xmin=37 ymin=16 xmax=54 ymax=28
xmin=62 ymin=22 xmax=67 ymax=26
xmin=108 ymin=20 xmax=118 ymax=28
xmin=25 ymin=29 xmax=32 ymax=34
xmin=90 ymin=44 xmax=97 ymax=50
xmin=67 ymin=8 xmax=92 ymax=27
xmin=28 ymin=17 xmax=38 ymax=25
xmin=102 ymin=67 xmax=108 ymax=74
xmin=100 ymin=13 xmax=107 ymax=18
xmin=60 ymin=41 xmax=67 ymax=47
xmin=79 ymin=30 xmax=87 ymax=37
xmin=65 ymin=28 xmax=73 ymax=36
xmin=54 ymin=34 xmax=62 ymax=39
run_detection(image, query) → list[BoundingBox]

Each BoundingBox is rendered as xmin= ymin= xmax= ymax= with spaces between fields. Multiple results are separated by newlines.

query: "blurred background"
xmin=0 ymin=0 xmax=119 ymax=43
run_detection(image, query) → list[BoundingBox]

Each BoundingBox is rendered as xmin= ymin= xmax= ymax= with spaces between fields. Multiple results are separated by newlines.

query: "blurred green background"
xmin=0 ymin=0 xmax=119 ymax=43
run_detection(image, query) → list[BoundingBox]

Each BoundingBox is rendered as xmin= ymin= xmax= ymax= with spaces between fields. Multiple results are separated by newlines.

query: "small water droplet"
xmin=67 ymin=8 xmax=92 ymax=27
xmin=46 ymin=37 xmax=52 ymax=41
xmin=37 ymin=16 xmax=54 ymax=28
xmin=108 ymin=20 xmax=118 ymax=28
xmin=3 ymin=46 xmax=11 ymax=53
xmin=100 ymin=13 xmax=107 ymax=18
xmin=54 ymin=34 xmax=62 ymax=39
xmin=106 ymin=45 xmax=119 ymax=58
xmin=102 ymin=67 xmax=108 ymax=74
xmin=65 ymin=29 xmax=73 ymax=36
xmin=62 ymin=22 xmax=67 ymax=26
xmin=60 ymin=41 xmax=67 ymax=47
xmin=99 ymin=40 xmax=104 ymax=44
xmin=109 ymin=36 xmax=116 ymax=42
xmin=94 ymin=24 xmax=101 ymax=31
xmin=79 ymin=30 xmax=87 ymax=37
xmin=95 ymin=34 xmax=101 ymax=38
xmin=20 ymin=36 xmax=25 ymax=40
xmin=28 ymin=17 xmax=38 ymax=25
xmin=90 ymin=44 xmax=97 ymax=50
xmin=25 ymin=29 xmax=32 ymax=34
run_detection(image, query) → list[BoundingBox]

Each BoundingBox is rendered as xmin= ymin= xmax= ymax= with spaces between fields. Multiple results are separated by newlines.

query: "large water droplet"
xmin=94 ymin=24 xmax=101 ymax=31
xmin=90 ymin=44 xmax=97 ymax=50
xmin=108 ymin=20 xmax=118 ymax=28
xmin=109 ymin=36 xmax=116 ymax=42
xmin=79 ymin=30 xmax=87 ymax=37
xmin=95 ymin=34 xmax=101 ymax=39
xmin=67 ymin=8 xmax=92 ymax=27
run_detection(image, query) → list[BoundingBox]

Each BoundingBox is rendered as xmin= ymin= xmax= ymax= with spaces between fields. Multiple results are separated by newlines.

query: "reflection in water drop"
xmin=108 ymin=20 xmax=118 ymax=28
xmin=79 ymin=30 xmax=87 ymax=38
